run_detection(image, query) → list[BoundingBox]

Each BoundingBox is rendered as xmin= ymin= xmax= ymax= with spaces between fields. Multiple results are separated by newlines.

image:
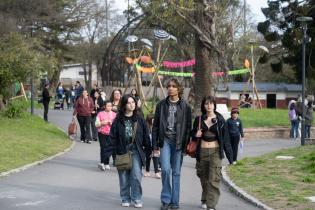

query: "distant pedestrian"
xmin=42 ymin=83 xmax=51 ymax=122
xmin=152 ymin=78 xmax=192 ymax=210
xmin=70 ymin=85 xmax=76 ymax=108
xmin=75 ymin=81 xmax=84 ymax=100
xmin=289 ymin=102 xmax=298 ymax=140
xmin=95 ymin=100 xmax=116 ymax=171
xmin=110 ymin=89 xmax=122 ymax=113
xmin=226 ymin=107 xmax=244 ymax=163
xmin=305 ymin=101 xmax=313 ymax=138
xmin=64 ymin=88 xmax=71 ymax=110
xmin=191 ymin=95 xmax=233 ymax=210
xmin=56 ymin=82 xmax=64 ymax=109
xmin=143 ymin=114 xmax=161 ymax=179
xmin=109 ymin=94 xmax=151 ymax=208
xmin=73 ymin=90 xmax=94 ymax=144
xmin=91 ymin=91 xmax=104 ymax=141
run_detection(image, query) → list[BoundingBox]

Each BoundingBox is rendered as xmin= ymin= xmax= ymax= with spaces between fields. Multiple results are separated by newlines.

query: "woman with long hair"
xmin=191 ymin=95 xmax=233 ymax=210
xmin=110 ymin=89 xmax=122 ymax=113
xmin=110 ymin=94 xmax=151 ymax=208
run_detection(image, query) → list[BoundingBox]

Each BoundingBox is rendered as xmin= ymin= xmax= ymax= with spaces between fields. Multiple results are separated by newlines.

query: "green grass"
xmin=239 ymin=108 xmax=315 ymax=128
xmin=227 ymin=145 xmax=315 ymax=210
xmin=0 ymin=113 xmax=72 ymax=174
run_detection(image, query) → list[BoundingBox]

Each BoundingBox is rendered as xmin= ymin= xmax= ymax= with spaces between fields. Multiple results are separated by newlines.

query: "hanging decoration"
xmin=154 ymin=29 xmax=171 ymax=40
xmin=228 ymin=68 xmax=250 ymax=75
xmin=158 ymin=71 xmax=194 ymax=77
xmin=139 ymin=56 xmax=152 ymax=64
xmin=163 ymin=59 xmax=196 ymax=68
xmin=135 ymin=64 xmax=155 ymax=73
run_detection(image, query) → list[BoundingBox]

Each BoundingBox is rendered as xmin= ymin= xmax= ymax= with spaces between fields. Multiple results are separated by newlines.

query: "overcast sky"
xmin=113 ymin=0 xmax=268 ymax=22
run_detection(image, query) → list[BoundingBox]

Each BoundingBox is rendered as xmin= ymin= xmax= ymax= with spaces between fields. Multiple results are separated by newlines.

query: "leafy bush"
xmin=4 ymin=99 xmax=28 ymax=118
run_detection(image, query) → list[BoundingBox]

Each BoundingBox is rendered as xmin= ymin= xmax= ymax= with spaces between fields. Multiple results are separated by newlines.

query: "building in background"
xmin=59 ymin=63 xmax=98 ymax=87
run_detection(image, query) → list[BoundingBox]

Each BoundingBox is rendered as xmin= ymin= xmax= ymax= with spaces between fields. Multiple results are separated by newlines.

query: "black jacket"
xmin=110 ymin=114 xmax=151 ymax=166
xmin=152 ymin=97 xmax=192 ymax=151
xmin=191 ymin=111 xmax=233 ymax=164
xmin=42 ymin=88 xmax=50 ymax=104
xmin=226 ymin=118 xmax=244 ymax=137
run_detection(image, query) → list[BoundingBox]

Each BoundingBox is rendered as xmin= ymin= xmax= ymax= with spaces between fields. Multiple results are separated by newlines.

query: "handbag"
xmin=186 ymin=116 xmax=201 ymax=158
xmin=115 ymin=122 xmax=138 ymax=170
xmin=68 ymin=118 xmax=77 ymax=136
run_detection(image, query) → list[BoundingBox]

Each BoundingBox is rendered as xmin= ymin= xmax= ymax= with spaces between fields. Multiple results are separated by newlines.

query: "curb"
xmin=0 ymin=122 xmax=76 ymax=178
xmin=222 ymin=166 xmax=274 ymax=210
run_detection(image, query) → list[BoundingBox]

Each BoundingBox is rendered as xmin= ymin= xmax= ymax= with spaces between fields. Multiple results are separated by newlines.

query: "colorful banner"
xmin=228 ymin=68 xmax=250 ymax=75
xmin=158 ymin=71 xmax=194 ymax=77
xmin=163 ymin=59 xmax=196 ymax=68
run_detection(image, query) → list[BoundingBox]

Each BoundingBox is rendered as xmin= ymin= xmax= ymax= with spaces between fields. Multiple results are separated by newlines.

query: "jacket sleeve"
xmin=109 ymin=118 xmax=118 ymax=150
xmin=184 ymin=104 xmax=192 ymax=147
xmin=152 ymin=103 xmax=160 ymax=150
xmin=142 ymin=118 xmax=152 ymax=155
xmin=239 ymin=119 xmax=244 ymax=137
xmin=190 ymin=116 xmax=199 ymax=141
xmin=223 ymin=122 xmax=234 ymax=164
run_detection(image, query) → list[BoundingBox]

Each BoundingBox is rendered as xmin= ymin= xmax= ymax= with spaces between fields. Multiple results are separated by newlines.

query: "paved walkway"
xmin=0 ymin=109 xmax=300 ymax=210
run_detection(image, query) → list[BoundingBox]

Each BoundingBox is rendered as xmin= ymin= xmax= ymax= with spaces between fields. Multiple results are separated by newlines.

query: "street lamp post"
xmin=297 ymin=16 xmax=313 ymax=146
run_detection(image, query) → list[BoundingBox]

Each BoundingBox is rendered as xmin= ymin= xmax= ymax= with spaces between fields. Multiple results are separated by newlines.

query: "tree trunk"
xmin=193 ymin=2 xmax=215 ymax=114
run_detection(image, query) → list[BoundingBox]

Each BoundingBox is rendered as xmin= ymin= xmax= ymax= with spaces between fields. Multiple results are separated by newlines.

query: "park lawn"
xmin=239 ymin=108 xmax=315 ymax=128
xmin=0 ymin=114 xmax=72 ymax=174
xmin=227 ymin=145 xmax=315 ymax=210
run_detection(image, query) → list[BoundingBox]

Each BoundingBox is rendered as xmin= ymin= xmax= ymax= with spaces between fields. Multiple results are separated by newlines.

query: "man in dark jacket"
xmin=42 ymin=83 xmax=50 ymax=122
xmin=152 ymin=78 xmax=192 ymax=210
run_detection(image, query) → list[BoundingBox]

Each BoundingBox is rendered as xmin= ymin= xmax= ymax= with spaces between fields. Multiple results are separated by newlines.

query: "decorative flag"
xmin=135 ymin=64 xmax=155 ymax=73
xmin=158 ymin=71 xmax=194 ymax=77
xmin=163 ymin=59 xmax=196 ymax=68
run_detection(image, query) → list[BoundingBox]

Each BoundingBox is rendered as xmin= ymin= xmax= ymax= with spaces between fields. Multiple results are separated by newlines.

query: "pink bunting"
xmin=163 ymin=59 xmax=196 ymax=68
xmin=212 ymin=72 xmax=225 ymax=76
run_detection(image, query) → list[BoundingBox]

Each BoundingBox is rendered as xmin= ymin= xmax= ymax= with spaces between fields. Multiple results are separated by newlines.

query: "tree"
xmin=0 ymin=33 xmax=57 ymax=108
xmin=258 ymin=0 xmax=315 ymax=91
xmin=134 ymin=0 xmax=251 ymax=110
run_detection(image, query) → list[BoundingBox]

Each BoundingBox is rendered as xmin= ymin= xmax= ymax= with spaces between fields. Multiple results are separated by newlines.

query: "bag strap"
xmin=131 ymin=121 xmax=138 ymax=144
xmin=198 ymin=116 xmax=202 ymax=130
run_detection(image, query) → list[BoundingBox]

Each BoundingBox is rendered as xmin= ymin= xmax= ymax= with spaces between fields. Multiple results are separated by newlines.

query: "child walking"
xmin=226 ymin=107 xmax=244 ymax=164
xmin=95 ymin=100 xmax=117 ymax=171
xmin=143 ymin=114 xmax=161 ymax=179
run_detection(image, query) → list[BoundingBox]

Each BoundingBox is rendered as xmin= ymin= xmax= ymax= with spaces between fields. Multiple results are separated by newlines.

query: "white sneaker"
xmin=105 ymin=165 xmax=110 ymax=170
xmin=155 ymin=172 xmax=161 ymax=179
xmin=121 ymin=202 xmax=130 ymax=207
xmin=143 ymin=171 xmax=150 ymax=177
xmin=98 ymin=163 xmax=105 ymax=171
xmin=201 ymin=203 xmax=207 ymax=209
xmin=134 ymin=202 xmax=143 ymax=208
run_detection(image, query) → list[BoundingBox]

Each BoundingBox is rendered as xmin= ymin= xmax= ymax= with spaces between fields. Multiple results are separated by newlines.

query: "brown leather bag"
xmin=68 ymin=119 xmax=77 ymax=136
xmin=186 ymin=116 xmax=201 ymax=158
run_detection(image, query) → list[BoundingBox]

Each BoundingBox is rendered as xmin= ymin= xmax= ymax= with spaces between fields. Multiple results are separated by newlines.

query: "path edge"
xmin=222 ymin=165 xmax=274 ymax=210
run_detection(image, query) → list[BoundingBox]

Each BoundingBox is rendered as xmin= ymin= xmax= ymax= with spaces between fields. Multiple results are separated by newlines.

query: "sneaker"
xmin=155 ymin=172 xmax=161 ymax=179
xmin=160 ymin=203 xmax=169 ymax=210
xmin=121 ymin=202 xmax=130 ymax=207
xmin=207 ymin=208 xmax=215 ymax=210
xmin=81 ymin=140 xmax=85 ymax=143
xmin=105 ymin=165 xmax=110 ymax=170
xmin=134 ymin=202 xmax=143 ymax=208
xmin=201 ymin=202 xmax=207 ymax=209
xmin=143 ymin=171 xmax=150 ymax=177
xmin=86 ymin=140 xmax=91 ymax=144
xmin=98 ymin=163 xmax=105 ymax=171
xmin=169 ymin=204 xmax=179 ymax=209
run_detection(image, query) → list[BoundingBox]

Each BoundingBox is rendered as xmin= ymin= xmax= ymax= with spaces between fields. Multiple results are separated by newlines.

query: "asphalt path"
xmin=0 ymin=109 xmax=300 ymax=210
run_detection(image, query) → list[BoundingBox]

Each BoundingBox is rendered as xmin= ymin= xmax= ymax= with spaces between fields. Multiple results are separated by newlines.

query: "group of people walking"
xmin=92 ymin=78 xmax=243 ymax=210
xmin=288 ymin=96 xmax=314 ymax=140
xmin=43 ymin=78 xmax=245 ymax=210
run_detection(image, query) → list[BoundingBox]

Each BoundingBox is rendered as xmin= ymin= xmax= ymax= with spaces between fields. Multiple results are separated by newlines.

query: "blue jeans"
xmin=160 ymin=139 xmax=183 ymax=206
xmin=290 ymin=120 xmax=299 ymax=138
xmin=305 ymin=125 xmax=311 ymax=138
xmin=117 ymin=148 xmax=142 ymax=204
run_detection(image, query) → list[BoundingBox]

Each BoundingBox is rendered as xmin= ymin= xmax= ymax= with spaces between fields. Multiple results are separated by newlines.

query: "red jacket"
xmin=74 ymin=96 xmax=94 ymax=117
